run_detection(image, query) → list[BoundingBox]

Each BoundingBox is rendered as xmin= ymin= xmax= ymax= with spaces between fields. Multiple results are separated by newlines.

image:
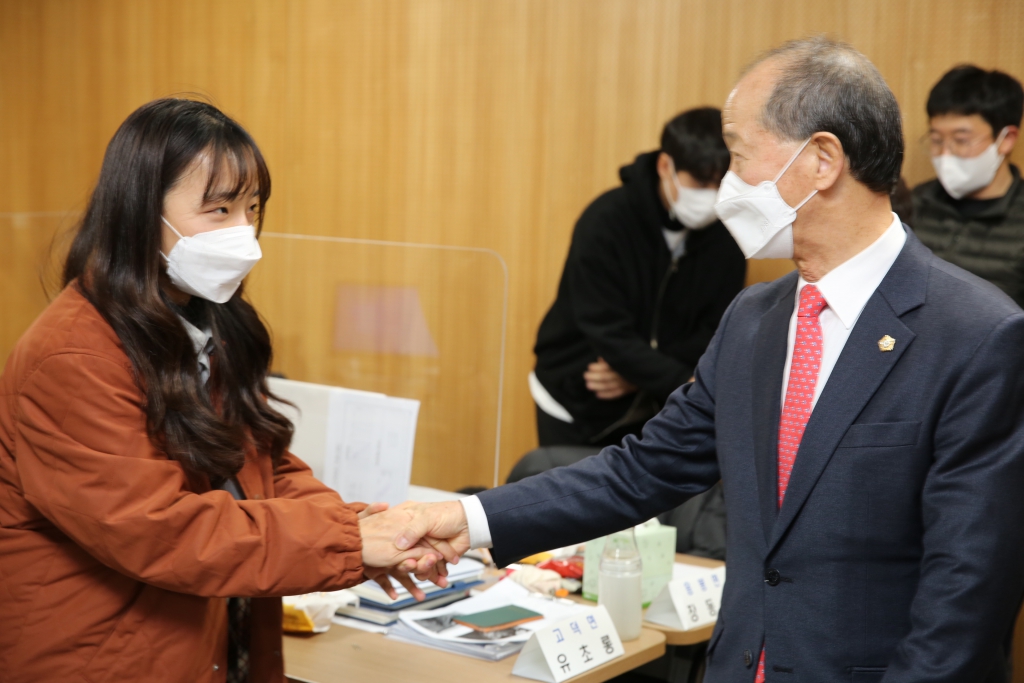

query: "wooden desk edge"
xmin=590 ymin=628 xmax=666 ymax=681
xmin=284 ymin=626 xmax=666 ymax=683
xmin=645 ymin=621 xmax=715 ymax=646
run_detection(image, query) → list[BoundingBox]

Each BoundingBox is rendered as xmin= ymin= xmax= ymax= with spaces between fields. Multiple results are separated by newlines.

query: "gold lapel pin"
xmin=878 ymin=335 xmax=896 ymax=352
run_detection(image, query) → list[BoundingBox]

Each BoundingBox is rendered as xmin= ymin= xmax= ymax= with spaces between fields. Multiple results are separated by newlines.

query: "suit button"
xmin=744 ymin=650 xmax=753 ymax=667
xmin=765 ymin=568 xmax=781 ymax=586
xmin=213 ymin=664 xmax=220 ymax=671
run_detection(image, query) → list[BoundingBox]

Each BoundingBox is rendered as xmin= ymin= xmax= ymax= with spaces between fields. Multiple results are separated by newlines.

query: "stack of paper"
xmin=387 ymin=579 xmax=597 ymax=661
xmin=348 ymin=557 xmax=485 ymax=607
xmin=334 ymin=557 xmax=485 ymax=627
xmin=268 ymin=377 xmax=419 ymax=507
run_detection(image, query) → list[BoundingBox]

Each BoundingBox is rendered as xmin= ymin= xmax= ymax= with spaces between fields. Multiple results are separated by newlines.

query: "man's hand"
xmin=391 ymin=501 xmax=472 ymax=565
xmin=585 ymin=357 xmax=637 ymax=399
xmin=358 ymin=502 xmax=446 ymax=599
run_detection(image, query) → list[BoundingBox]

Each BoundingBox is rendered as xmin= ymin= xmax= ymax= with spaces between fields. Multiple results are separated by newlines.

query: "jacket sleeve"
xmin=566 ymin=214 xmax=692 ymax=400
xmin=478 ymin=290 xmax=741 ymax=566
xmin=663 ymin=236 xmax=746 ymax=388
xmin=884 ymin=313 xmax=1024 ymax=682
xmin=15 ymin=352 xmax=366 ymax=599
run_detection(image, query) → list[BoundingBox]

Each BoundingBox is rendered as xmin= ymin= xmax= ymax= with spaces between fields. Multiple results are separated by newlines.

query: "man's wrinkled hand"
xmin=358 ymin=499 xmax=472 ymax=602
xmin=358 ymin=502 xmax=445 ymax=596
xmin=390 ymin=501 xmax=472 ymax=567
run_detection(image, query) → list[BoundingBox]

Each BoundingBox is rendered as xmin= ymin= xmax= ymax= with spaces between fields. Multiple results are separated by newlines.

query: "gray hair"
xmin=746 ymin=36 xmax=904 ymax=194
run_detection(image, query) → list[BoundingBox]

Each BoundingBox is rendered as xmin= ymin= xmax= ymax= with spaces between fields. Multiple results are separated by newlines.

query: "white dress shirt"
xmin=781 ymin=214 xmax=906 ymax=408
xmin=463 ymin=214 xmax=908 ymax=550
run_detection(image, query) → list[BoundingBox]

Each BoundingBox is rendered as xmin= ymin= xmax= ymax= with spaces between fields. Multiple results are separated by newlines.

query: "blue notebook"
xmin=357 ymin=579 xmax=484 ymax=611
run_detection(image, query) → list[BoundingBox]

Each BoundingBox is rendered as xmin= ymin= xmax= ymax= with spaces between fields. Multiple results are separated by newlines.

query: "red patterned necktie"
xmin=755 ymin=283 xmax=827 ymax=683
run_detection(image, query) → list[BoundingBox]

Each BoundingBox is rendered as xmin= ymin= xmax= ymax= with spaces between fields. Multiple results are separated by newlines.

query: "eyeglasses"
xmin=922 ymin=131 xmax=994 ymax=158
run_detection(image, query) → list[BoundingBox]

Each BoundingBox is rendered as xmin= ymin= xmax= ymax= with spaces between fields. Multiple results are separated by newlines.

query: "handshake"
xmin=357 ymin=500 xmax=473 ymax=600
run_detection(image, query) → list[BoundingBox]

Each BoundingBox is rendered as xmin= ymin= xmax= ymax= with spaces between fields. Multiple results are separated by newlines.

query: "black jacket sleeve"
xmin=565 ymin=217 xmax=692 ymax=399
xmin=566 ymin=214 xmax=745 ymax=402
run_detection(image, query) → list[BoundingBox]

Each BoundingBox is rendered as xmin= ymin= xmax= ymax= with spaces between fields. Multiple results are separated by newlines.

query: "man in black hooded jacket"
xmin=531 ymin=108 xmax=746 ymax=447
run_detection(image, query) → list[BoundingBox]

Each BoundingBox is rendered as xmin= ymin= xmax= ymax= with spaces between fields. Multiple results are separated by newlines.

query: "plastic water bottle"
xmin=598 ymin=527 xmax=643 ymax=641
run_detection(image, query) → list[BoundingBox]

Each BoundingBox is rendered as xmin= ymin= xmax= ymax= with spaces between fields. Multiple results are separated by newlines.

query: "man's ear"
xmin=810 ymin=132 xmax=845 ymax=192
xmin=998 ymin=126 xmax=1019 ymax=156
xmin=656 ymin=152 xmax=674 ymax=182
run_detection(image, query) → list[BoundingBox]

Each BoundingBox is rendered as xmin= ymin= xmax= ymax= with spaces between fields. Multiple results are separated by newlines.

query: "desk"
xmin=284 ymin=624 xmax=666 ymax=683
xmin=282 ymin=536 xmax=715 ymax=683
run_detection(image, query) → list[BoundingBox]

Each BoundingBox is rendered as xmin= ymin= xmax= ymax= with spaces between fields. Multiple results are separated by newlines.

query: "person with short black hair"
xmin=529 ymin=107 xmax=745 ymax=447
xmin=912 ymin=65 xmax=1024 ymax=305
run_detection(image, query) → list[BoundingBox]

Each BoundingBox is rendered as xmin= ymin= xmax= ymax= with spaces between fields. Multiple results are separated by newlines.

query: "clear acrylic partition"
xmin=244 ymin=232 xmax=508 ymax=493
xmin=0 ymin=218 xmax=508 ymax=492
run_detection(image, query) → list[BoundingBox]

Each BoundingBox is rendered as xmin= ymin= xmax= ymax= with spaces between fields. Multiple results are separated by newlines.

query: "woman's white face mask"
xmin=931 ymin=127 xmax=1009 ymax=199
xmin=160 ymin=217 xmax=262 ymax=303
xmin=713 ymin=138 xmax=817 ymax=259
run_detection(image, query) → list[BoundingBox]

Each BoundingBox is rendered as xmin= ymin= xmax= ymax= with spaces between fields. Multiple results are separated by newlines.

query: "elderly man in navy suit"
xmin=392 ymin=37 xmax=1024 ymax=682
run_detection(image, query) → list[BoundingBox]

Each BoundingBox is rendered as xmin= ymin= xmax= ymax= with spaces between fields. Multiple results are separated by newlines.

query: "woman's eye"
xmin=249 ymin=204 xmax=259 ymax=213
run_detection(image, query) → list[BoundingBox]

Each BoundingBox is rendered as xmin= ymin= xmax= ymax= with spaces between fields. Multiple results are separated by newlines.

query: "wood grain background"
xmin=2 ymin=0 xmax=1022 ymax=489
xmin=3 ymin=0 xmax=1024 ymax=673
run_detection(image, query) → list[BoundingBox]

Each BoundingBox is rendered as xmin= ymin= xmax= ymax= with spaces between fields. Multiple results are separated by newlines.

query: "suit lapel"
xmin=767 ymin=289 xmax=917 ymax=552
xmin=751 ymin=276 xmax=797 ymax=548
xmin=758 ymin=227 xmax=931 ymax=554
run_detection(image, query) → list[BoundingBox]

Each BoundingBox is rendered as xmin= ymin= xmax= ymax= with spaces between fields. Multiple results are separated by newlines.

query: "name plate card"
xmin=645 ymin=565 xmax=726 ymax=631
xmin=512 ymin=605 xmax=625 ymax=682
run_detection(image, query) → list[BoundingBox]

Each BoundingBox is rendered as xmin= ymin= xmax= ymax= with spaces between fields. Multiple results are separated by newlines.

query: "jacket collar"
xmin=621 ymin=150 xmax=677 ymax=238
xmin=916 ymin=164 xmax=1021 ymax=221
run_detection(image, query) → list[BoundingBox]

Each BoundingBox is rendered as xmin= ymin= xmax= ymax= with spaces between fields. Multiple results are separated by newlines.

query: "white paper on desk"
xmin=399 ymin=579 xmax=590 ymax=645
xmin=323 ymin=390 xmax=419 ymax=507
xmin=646 ymin=565 xmax=726 ymax=631
xmin=268 ymin=378 xmax=389 ymax=481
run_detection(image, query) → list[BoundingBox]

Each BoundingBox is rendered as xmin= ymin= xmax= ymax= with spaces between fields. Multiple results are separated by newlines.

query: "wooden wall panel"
xmin=2 ymin=0 xmax=1023 ymax=492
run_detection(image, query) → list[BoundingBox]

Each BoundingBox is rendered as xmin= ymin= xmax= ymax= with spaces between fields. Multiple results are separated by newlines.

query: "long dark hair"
xmin=63 ymin=98 xmax=293 ymax=481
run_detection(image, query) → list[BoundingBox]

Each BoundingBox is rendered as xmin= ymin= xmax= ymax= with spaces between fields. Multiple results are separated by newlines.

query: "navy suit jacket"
xmin=479 ymin=230 xmax=1024 ymax=682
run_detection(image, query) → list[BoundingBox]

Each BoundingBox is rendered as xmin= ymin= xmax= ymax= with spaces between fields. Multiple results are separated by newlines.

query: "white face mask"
xmin=714 ymin=138 xmax=817 ymax=259
xmin=663 ymin=160 xmax=719 ymax=229
xmin=160 ymin=217 xmax=262 ymax=303
xmin=931 ymin=127 xmax=1009 ymax=200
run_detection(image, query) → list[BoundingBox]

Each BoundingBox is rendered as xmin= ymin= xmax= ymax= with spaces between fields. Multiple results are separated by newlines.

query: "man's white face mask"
xmin=931 ymin=127 xmax=1009 ymax=200
xmin=160 ymin=216 xmax=262 ymax=303
xmin=713 ymin=138 xmax=817 ymax=259
xmin=663 ymin=159 xmax=719 ymax=230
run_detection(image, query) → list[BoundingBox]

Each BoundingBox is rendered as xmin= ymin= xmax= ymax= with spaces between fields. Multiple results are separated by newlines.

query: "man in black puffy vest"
xmin=912 ymin=65 xmax=1024 ymax=305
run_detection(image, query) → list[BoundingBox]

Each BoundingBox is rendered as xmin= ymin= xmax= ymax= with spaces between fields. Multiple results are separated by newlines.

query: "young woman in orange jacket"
xmin=0 ymin=98 xmax=449 ymax=683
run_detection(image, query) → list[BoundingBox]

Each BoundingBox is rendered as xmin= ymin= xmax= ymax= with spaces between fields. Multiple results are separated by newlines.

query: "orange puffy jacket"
xmin=0 ymin=285 xmax=367 ymax=682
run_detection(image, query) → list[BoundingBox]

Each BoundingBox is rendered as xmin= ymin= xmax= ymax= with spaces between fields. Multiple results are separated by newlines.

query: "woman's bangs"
xmin=202 ymin=137 xmax=270 ymax=212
